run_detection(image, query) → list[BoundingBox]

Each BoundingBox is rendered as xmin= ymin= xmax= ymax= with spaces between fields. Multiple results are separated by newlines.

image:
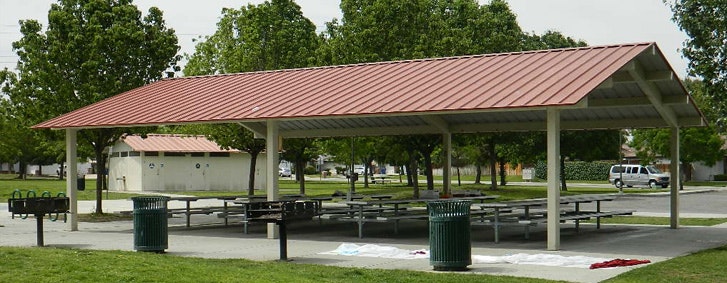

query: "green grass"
xmin=604 ymin=245 xmax=727 ymax=283
xmin=2 ymin=174 xmax=726 ymax=282
xmin=0 ymin=174 xmax=139 ymax=202
xmin=1 ymin=244 xmax=726 ymax=282
xmin=0 ymin=247 xmax=552 ymax=283
xmin=584 ymin=216 xmax=727 ymax=226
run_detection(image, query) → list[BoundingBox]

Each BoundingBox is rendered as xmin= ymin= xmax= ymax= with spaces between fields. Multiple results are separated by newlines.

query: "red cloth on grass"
xmin=590 ymin=259 xmax=651 ymax=269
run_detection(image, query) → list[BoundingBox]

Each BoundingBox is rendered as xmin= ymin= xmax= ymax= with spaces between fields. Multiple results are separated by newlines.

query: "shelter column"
xmin=266 ymin=120 xmax=280 ymax=239
xmin=442 ymin=133 xmax=452 ymax=196
xmin=546 ymin=108 xmax=561 ymax=251
xmin=66 ymin=129 xmax=78 ymax=231
xmin=670 ymin=127 xmax=680 ymax=228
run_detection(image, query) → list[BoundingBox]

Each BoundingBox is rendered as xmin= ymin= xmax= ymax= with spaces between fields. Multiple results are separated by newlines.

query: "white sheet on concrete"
xmin=320 ymin=243 xmax=429 ymax=259
xmin=322 ymin=243 xmax=610 ymax=268
xmin=473 ymin=253 xmax=610 ymax=268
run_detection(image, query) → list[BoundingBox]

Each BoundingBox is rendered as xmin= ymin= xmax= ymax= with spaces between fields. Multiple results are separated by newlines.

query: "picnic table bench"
xmin=323 ymin=195 xmax=499 ymax=238
xmin=471 ymin=194 xmax=635 ymax=243
xmin=370 ymin=174 xmax=393 ymax=184
xmin=167 ymin=196 xmax=245 ymax=227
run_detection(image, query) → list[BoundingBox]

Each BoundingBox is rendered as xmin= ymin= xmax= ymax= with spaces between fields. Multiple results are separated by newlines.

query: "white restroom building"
xmin=108 ymin=134 xmax=266 ymax=192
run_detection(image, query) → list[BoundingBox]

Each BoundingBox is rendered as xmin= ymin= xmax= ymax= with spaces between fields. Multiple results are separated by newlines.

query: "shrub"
xmin=714 ymin=174 xmax=727 ymax=181
xmin=533 ymin=160 xmax=614 ymax=181
xmin=304 ymin=165 xmax=318 ymax=175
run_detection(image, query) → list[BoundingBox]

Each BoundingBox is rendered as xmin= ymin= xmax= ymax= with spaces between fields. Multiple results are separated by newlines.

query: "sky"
xmin=0 ymin=0 xmax=689 ymax=78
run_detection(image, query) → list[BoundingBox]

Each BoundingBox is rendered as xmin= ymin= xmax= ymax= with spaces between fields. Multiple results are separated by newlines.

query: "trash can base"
xmin=135 ymin=248 xmax=167 ymax=253
xmin=433 ymin=265 xmax=469 ymax=271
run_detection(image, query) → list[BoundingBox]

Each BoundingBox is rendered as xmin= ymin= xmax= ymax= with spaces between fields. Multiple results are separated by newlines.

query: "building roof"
xmin=119 ymin=134 xmax=238 ymax=153
xmin=34 ymin=42 xmax=705 ymax=137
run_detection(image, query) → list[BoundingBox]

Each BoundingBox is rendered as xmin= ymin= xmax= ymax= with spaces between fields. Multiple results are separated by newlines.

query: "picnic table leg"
xmin=358 ymin=206 xmax=364 ymax=238
xmin=243 ymin=204 xmax=249 ymax=234
xmin=523 ymin=206 xmax=530 ymax=240
xmin=574 ymin=203 xmax=580 ymax=233
xmin=278 ymin=221 xmax=288 ymax=261
xmin=494 ymin=209 xmax=500 ymax=243
xmin=596 ymin=201 xmax=602 ymax=229
xmin=185 ymin=201 xmax=192 ymax=228
xmin=393 ymin=204 xmax=400 ymax=234
xmin=223 ymin=201 xmax=229 ymax=226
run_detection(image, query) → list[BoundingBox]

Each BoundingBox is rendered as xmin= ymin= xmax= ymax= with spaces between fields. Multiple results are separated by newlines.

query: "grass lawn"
xmin=0 ymin=173 xmax=138 ymax=201
xmin=0 ymin=247 xmax=549 ymax=283
xmin=603 ymin=245 xmax=727 ymax=283
xmin=584 ymin=216 xmax=727 ymax=226
xmin=2 ymin=174 xmax=726 ymax=282
xmin=0 ymin=244 xmax=725 ymax=283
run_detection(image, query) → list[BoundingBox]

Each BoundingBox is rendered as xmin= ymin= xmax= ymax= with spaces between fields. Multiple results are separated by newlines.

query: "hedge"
xmin=533 ymin=160 xmax=614 ymax=181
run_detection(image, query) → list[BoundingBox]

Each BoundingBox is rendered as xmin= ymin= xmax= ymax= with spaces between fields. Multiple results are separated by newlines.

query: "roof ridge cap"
xmin=162 ymin=42 xmax=655 ymax=81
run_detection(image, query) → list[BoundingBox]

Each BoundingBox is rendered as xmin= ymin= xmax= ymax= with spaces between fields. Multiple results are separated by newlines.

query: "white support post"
xmin=546 ymin=108 xmax=561 ymax=251
xmin=442 ymin=133 xmax=452 ymax=196
xmin=670 ymin=127 xmax=680 ymax=228
xmin=66 ymin=129 xmax=78 ymax=231
xmin=266 ymin=120 xmax=280 ymax=239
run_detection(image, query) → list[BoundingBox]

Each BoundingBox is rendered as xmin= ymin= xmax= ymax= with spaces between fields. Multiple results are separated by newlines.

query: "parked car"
xmin=608 ymin=164 xmax=670 ymax=188
xmin=279 ymin=167 xmax=291 ymax=177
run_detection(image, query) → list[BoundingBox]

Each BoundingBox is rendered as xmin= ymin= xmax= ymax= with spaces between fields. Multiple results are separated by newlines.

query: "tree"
xmin=630 ymin=127 xmax=724 ymax=182
xmin=207 ymin=125 xmax=266 ymax=195
xmin=168 ymin=124 xmax=266 ymax=196
xmin=0 ymin=93 xmax=46 ymax=179
xmin=6 ymin=0 xmax=179 ymax=213
xmin=670 ymin=0 xmax=727 ymax=129
xmin=185 ymin=0 xmax=319 ymax=75
xmin=319 ymin=137 xmax=386 ymax=188
xmin=280 ymin=138 xmax=317 ymax=195
xmin=184 ymin=0 xmax=319 ymax=194
xmin=323 ymin=0 xmax=523 ymax=65
xmin=321 ymin=0 xmax=524 ymax=194
xmin=559 ymin=130 xmax=621 ymax=190
xmin=630 ymin=79 xmax=725 ymax=183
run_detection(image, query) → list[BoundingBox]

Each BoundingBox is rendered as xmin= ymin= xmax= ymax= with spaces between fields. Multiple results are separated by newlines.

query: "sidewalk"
xmin=2 ymin=198 xmax=727 ymax=283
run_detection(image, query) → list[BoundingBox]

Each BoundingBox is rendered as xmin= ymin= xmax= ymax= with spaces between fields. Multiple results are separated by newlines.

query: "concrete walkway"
xmin=2 ymin=188 xmax=727 ymax=283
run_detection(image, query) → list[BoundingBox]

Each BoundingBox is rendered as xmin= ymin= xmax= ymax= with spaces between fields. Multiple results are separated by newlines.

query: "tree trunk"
xmin=499 ymin=159 xmax=507 ymax=186
xmin=488 ymin=144 xmax=497 ymax=190
xmin=58 ymin=161 xmax=65 ymax=180
xmin=475 ymin=164 xmax=482 ymax=184
xmin=405 ymin=164 xmax=413 ymax=186
xmin=410 ymin=155 xmax=419 ymax=198
xmin=424 ymin=153 xmax=434 ymax=191
xmin=296 ymin=161 xmax=306 ymax=195
xmin=18 ymin=160 xmax=26 ymax=180
xmin=95 ymin=144 xmax=105 ymax=214
xmin=247 ymin=152 xmax=258 ymax=195
xmin=457 ymin=167 xmax=461 ymax=186
xmin=682 ymin=162 xmax=692 ymax=182
xmin=560 ymin=155 xmax=568 ymax=191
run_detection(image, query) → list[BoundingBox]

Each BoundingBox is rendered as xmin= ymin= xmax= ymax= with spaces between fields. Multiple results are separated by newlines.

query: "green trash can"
xmin=428 ymin=200 xmax=472 ymax=271
xmin=132 ymin=196 xmax=170 ymax=252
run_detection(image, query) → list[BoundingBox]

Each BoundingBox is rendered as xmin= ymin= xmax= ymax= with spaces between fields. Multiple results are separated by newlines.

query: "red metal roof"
xmin=33 ymin=43 xmax=676 ymax=129
xmin=120 ymin=134 xmax=237 ymax=153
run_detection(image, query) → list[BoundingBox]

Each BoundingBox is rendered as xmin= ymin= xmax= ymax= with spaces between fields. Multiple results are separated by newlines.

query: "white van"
xmin=608 ymin=164 xmax=670 ymax=188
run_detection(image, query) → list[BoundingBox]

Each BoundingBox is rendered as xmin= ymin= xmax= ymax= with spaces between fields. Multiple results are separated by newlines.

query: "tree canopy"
xmin=670 ymin=0 xmax=727 ymax=129
xmin=184 ymin=0 xmax=320 ymax=194
xmin=5 ymin=0 xmax=179 ymax=212
xmin=185 ymin=0 xmax=319 ymax=75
